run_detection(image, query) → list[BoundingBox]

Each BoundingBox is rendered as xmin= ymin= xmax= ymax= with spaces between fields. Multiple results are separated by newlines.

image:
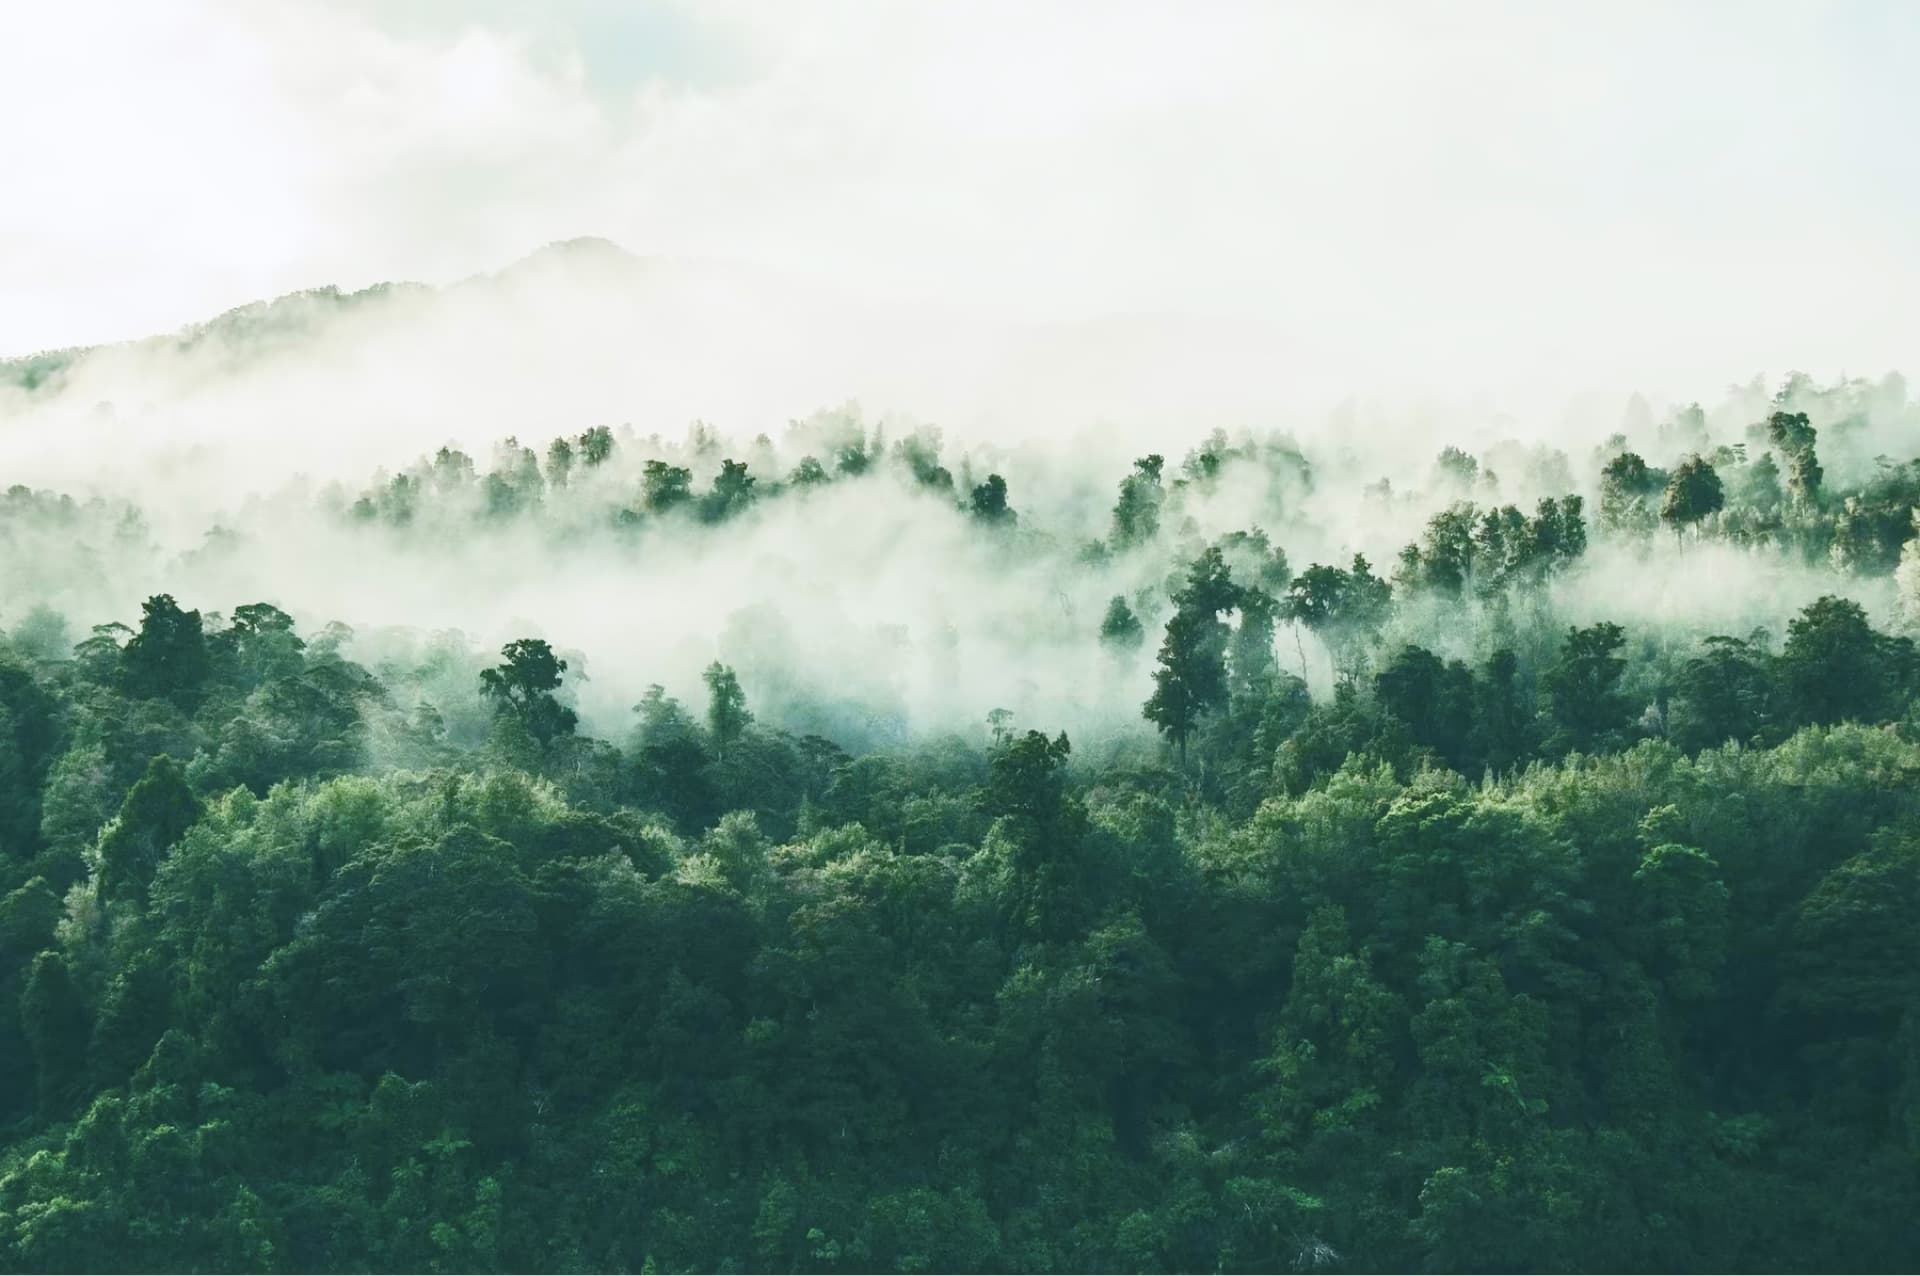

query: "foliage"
xmin=1 ymin=382 xmax=1920 ymax=1271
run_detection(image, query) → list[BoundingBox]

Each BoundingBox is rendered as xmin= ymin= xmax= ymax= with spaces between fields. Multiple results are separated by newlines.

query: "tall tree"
xmin=1283 ymin=555 xmax=1392 ymax=682
xmin=576 ymin=424 xmax=614 ymax=467
xmin=1099 ymin=596 xmax=1145 ymax=653
xmin=1229 ymin=588 xmax=1280 ymax=699
xmin=642 ymin=460 xmax=694 ymax=514
xmin=1670 ymin=634 xmax=1773 ymax=751
xmin=703 ymin=662 xmax=753 ymax=761
xmin=986 ymin=728 xmax=1089 ymax=938
xmin=1144 ymin=549 xmax=1238 ymax=764
xmin=968 ymin=473 xmax=1016 ymax=526
xmin=699 ymin=459 xmax=757 ymax=523
xmin=1661 ymin=455 xmax=1726 ymax=534
xmin=1109 ymin=455 xmax=1166 ymax=549
xmin=1145 ymin=610 xmax=1227 ymax=766
xmin=545 ymin=436 xmax=574 ymax=486
xmin=96 ymin=754 xmax=202 ymax=903
xmin=1767 ymin=410 xmax=1823 ymax=506
xmin=479 ymin=639 xmax=578 ymax=748
xmin=121 ymin=594 xmax=209 ymax=705
xmin=1599 ymin=451 xmax=1667 ymax=533
xmin=1779 ymin=595 xmax=1904 ymax=726
xmin=1542 ymin=622 xmax=1633 ymax=754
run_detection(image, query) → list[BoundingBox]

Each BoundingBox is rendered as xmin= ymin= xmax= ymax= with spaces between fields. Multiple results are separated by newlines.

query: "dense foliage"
xmin=3 ymin=372 xmax=1920 ymax=1271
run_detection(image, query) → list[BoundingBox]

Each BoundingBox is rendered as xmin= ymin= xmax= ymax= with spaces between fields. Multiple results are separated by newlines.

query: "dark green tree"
xmin=1283 ymin=555 xmax=1392 ymax=681
xmin=967 ymin=473 xmax=1015 ymax=526
xmin=576 ymin=425 xmax=614 ymax=466
xmin=20 ymin=950 xmax=89 ymax=1114
xmin=1767 ymin=410 xmax=1823 ymax=505
xmin=1599 ymin=451 xmax=1667 ymax=533
xmin=1229 ymin=587 xmax=1280 ymax=699
xmin=1661 ymin=455 xmax=1726 ymax=533
xmin=479 ymin=639 xmax=578 ymax=748
xmin=97 ymin=754 xmax=202 ymax=903
xmin=121 ymin=594 xmax=210 ymax=705
xmin=1374 ymin=644 xmax=1477 ymax=771
xmin=1465 ymin=648 xmax=1533 ymax=774
xmin=1670 ymin=634 xmax=1774 ymax=750
xmin=703 ymin=661 xmax=752 ymax=761
xmin=1144 ymin=549 xmax=1239 ymax=764
xmin=986 ymin=729 xmax=1090 ymax=938
xmin=1779 ymin=595 xmax=1906 ymax=726
xmin=1099 ymin=596 xmax=1144 ymax=652
xmin=700 ymin=459 xmax=757 ymax=523
xmin=1542 ymin=622 xmax=1633 ymax=753
xmin=642 ymin=460 xmax=694 ymax=515
xmin=1109 ymin=454 xmax=1165 ymax=549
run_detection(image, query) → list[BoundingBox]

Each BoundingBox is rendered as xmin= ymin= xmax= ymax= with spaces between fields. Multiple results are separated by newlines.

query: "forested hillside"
xmin=2 ymin=372 xmax=1920 ymax=1271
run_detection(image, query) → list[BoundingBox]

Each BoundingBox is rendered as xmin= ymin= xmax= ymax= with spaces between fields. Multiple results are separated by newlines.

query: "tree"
xmin=1779 ymin=595 xmax=1902 ymax=726
xmin=1542 ymin=622 xmax=1632 ymax=753
xmin=703 ymin=662 xmax=752 ymax=760
xmin=479 ymin=639 xmax=578 ymax=748
xmin=967 ymin=473 xmax=1015 ymax=526
xmin=1670 ymin=635 xmax=1773 ymax=751
xmin=97 ymin=754 xmax=202 ymax=903
xmin=1229 ymin=588 xmax=1280 ymax=699
xmin=699 ymin=459 xmax=756 ymax=523
xmin=1766 ymin=410 xmax=1822 ymax=505
xmin=1661 ymin=455 xmax=1726 ymax=533
xmin=1783 ymin=826 xmax=1920 ymax=1020
xmin=1631 ymin=840 xmax=1730 ymax=1002
xmin=121 ymin=594 xmax=209 ymax=705
xmin=1743 ymin=449 xmax=1786 ymax=514
xmin=642 ymin=460 xmax=694 ymax=514
xmin=1599 ymin=451 xmax=1667 ymax=534
xmin=219 ymin=601 xmax=306 ymax=690
xmin=893 ymin=428 xmax=954 ymax=492
xmin=545 ymin=436 xmax=575 ymax=486
xmin=985 ymin=729 xmax=1090 ymax=938
xmin=1433 ymin=445 xmax=1480 ymax=490
xmin=1179 ymin=546 xmax=1241 ymax=622
xmin=1283 ymin=555 xmax=1392 ymax=681
xmin=1399 ymin=504 xmax=1478 ymax=596
xmin=0 ymin=660 xmax=59 ymax=860
xmin=1145 ymin=610 xmax=1226 ymax=766
xmin=788 ymin=455 xmax=830 ymax=488
xmin=1217 ymin=528 xmax=1292 ymax=593
xmin=1470 ymin=648 xmax=1533 ymax=773
xmin=577 ymin=425 xmax=615 ymax=467
xmin=20 ymin=951 xmax=89 ymax=1114
xmin=1099 ymin=596 xmax=1144 ymax=652
xmin=1144 ymin=549 xmax=1239 ymax=764
xmin=1374 ymin=644 xmax=1476 ymax=771
xmin=1899 ymin=512 xmax=1920 ymax=633
xmin=1109 ymin=455 xmax=1165 ymax=549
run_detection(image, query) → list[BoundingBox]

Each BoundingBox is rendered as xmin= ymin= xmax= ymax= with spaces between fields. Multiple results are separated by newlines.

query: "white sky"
xmin=3 ymin=0 xmax=1915 ymax=410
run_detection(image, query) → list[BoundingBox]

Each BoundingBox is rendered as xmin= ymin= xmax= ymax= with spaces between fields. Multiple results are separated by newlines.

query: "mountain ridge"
xmin=0 ymin=237 xmax=660 ymax=392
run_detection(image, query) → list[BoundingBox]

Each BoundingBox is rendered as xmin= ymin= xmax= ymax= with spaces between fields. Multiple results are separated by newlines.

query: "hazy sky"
xmin=4 ymin=0 xmax=1915 ymax=407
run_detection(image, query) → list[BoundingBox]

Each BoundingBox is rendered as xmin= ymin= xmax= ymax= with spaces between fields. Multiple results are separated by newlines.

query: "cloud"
xmin=2 ymin=0 xmax=1917 ymax=422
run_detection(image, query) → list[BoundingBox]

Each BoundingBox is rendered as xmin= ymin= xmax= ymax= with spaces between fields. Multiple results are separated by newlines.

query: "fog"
xmin=4 ymin=1 xmax=1918 ymax=745
xmin=3 ymin=252 xmax=1914 ymax=747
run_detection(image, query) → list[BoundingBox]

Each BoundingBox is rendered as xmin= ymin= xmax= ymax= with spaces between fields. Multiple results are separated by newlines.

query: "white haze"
xmin=2 ymin=0 xmax=1917 ymax=740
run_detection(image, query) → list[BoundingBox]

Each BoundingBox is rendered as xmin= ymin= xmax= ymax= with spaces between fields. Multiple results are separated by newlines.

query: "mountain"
xmin=0 ymin=239 xmax=650 ymax=397
xmin=0 ymin=238 xmax=1311 ymax=493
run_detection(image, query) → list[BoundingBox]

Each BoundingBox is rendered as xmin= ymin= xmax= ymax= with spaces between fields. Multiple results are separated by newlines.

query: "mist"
xmin=10 ymin=8 xmax=1920 ymax=1270
xmin=3 ymin=0 xmax=1918 ymax=755
xmin=5 ymin=253 xmax=1917 ymax=755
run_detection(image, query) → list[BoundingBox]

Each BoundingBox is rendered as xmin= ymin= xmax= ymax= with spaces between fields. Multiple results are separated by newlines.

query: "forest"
xmin=1 ymin=367 xmax=1920 ymax=1272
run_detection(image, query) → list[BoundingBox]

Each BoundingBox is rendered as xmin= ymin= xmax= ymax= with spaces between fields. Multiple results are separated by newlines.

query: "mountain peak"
xmin=517 ymin=236 xmax=639 ymax=267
